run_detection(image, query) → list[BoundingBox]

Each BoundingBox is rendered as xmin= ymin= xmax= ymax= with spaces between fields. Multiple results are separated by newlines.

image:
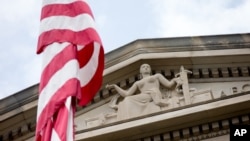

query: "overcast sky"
xmin=1 ymin=0 xmax=250 ymax=99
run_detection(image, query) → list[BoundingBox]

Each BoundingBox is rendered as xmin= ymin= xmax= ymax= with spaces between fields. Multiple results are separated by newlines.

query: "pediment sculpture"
xmin=106 ymin=64 xmax=185 ymax=120
xmin=83 ymin=64 xmax=221 ymax=128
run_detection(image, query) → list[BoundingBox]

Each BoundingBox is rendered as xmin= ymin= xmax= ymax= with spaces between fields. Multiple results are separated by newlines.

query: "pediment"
xmin=1 ymin=33 xmax=250 ymax=141
xmin=75 ymin=34 xmax=250 ymax=141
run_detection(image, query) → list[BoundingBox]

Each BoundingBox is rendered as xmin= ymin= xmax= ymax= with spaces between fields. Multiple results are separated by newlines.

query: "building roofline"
xmin=0 ymin=84 xmax=38 ymax=117
xmin=1 ymin=33 xmax=250 ymax=116
xmin=105 ymin=33 xmax=250 ymax=68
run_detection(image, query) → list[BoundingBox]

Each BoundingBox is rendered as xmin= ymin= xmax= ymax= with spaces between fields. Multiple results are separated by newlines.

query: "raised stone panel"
xmin=220 ymin=68 xmax=228 ymax=77
xmin=212 ymin=122 xmax=220 ymax=131
xmin=153 ymin=135 xmax=161 ymax=141
xmin=182 ymin=128 xmax=190 ymax=138
xmin=231 ymin=67 xmax=239 ymax=77
xmin=221 ymin=120 xmax=229 ymax=129
xmin=210 ymin=68 xmax=219 ymax=78
xmin=202 ymin=124 xmax=209 ymax=134
xmin=192 ymin=69 xmax=200 ymax=78
xmin=241 ymin=66 xmax=249 ymax=76
xmin=173 ymin=130 xmax=180 ymax=140
xmin=85 ymin=117 xmax=104 ymax=128
xmin=191 ymin=89 xmax=213 ymax=103
xmin=201 ymin=68 xmax=209 ymax=78
xmin=241 ymin=115 xmax=250 ymax=124
xmin=192 ymin=126 xmax=200 ymax=136
xmin=231 ymin=117 xmax=240 ymax=125
xmin=75 ymin=104 xmax=116 ymax=130
xmin=163 ymin=133 xmax=171 ymax=141
xmin=21 ymin=125 xmax=29 ymax=135
xmin=119 ymin=79 xmax=127 ymax=88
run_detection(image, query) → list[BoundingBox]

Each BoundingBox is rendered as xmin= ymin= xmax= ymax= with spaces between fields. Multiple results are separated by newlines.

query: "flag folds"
xmin=36 ymin=0 xmax=104 ymax=140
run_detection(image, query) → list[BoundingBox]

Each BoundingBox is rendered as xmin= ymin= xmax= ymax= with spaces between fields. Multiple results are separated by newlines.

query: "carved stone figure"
xmin=106 ymin=64 xmax=181 ymax=120
xmin=175 ymin=66 xmax=192 ymax=105
xmin=83 ymin=65 xmax=235 ymax=128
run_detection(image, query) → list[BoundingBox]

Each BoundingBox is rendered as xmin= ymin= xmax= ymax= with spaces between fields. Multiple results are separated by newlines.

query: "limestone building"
xmin=1 ymin=33 xmax=250 ymax=141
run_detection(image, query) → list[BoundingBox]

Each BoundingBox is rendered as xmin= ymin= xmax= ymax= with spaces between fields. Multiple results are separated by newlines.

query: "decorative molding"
xmin=137 ymin=114 xmax=249 ymax=141
xmin=105 ymin=33 xmax=250 ymax=68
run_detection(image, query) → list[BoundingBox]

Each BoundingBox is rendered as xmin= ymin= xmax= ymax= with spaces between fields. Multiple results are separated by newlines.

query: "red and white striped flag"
xmin=35 ymin=0 xmax=104 ymax=140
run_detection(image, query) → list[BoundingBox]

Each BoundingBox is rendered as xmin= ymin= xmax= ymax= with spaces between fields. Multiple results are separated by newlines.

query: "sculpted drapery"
xmin=107 ymin=64 xmax=181 ymax=120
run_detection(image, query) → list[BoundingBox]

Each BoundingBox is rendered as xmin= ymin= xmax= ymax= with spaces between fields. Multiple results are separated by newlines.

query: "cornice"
xmin=105 ymin=33 xmax=250 ymax=68
xmin=1 ymin=33 xmax=250 ymax=114
xmin=0 ymin=84 xmax=38 ymax=116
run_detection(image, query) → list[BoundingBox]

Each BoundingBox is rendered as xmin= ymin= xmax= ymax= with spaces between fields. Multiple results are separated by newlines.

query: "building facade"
xmin=1 ymin=33 xmax=250 ymax=141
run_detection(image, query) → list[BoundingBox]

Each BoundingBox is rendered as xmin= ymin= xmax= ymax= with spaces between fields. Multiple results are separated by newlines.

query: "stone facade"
xmin=1 ymin=33 xmax=250 ymax=141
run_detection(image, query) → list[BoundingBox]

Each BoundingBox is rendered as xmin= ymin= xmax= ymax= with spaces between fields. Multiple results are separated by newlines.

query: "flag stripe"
xmin=36 ymin=0 xmax=104 ymax=140
xmin=51 ymin=128 xmax=61 ymax=141
xmin=40 ymin=14 xmax=96 ymax=34
xmin=77 ymin=43 xmax=94 ymax=68
xmin=53 ymin=97 xmax=72 ymax=141
xmin=42 ymin=0 xmax=86 ymax=7
xmin=79 ymin=42 xmax=100 ymax=86
xmin=42 ymin=42 xmax=70 ymax=71
xmin=37 ymin=28 xmax=101 ymax=54
xmin=39 ymin=44 xmax=77 ymax=92
xmin=43 ymin=118 xmax=53 ymax=141
xmin=79 ymin=44 xmax=104 ymax=105
xmin=39 ymin=40 xmax=102 ymax=91
xmin=37 ymin=78 xmax=80 ymax=135
xmin=37 ymin=59 xmax=79 ymax=119
xmin=41 ymin=1 xmax=93 ymax=19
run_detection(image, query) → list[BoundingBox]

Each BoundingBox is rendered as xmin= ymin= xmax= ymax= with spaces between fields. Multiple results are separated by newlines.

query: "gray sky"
xmin=1 ymin=0 xmax=250 ymax=99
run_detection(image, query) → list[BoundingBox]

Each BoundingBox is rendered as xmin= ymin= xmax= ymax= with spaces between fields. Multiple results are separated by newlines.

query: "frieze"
xmin=90 ymin=65 xmax=250 ymax=105
xmin=79 ymin=65 xmax=250 ymax=129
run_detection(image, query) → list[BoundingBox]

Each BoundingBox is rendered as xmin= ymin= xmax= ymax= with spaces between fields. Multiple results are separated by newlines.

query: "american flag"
xmin=35 ymin=0 xmax=104 ymax=140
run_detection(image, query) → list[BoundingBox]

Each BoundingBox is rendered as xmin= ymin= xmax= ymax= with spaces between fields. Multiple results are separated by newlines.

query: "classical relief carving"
xmin=242 ymin=84 xmax=250 ymax=92
xmin=231 ymin=87 xmax=238 ymax=94
xmin=190 ymin=88 xmax=213 ymax=103
xmin=106 ymin=64 xmax=182 ymax=120
xmin=175 ymin=66 xmax=192 ymax=105
xmin=220 ymin=91 xmax=227 ymax=97
xmin=84 ymin=65 xmax=247 ymax=128
xmin=105 ymin=64 xmax=218 ymax=120
xmin=82 ymin=66 xmax=250 ymax=129
xmin=84 ymin=112 xmax=117 ymax=128
xmin=175 ymin=66 xmax=214 ymax=103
